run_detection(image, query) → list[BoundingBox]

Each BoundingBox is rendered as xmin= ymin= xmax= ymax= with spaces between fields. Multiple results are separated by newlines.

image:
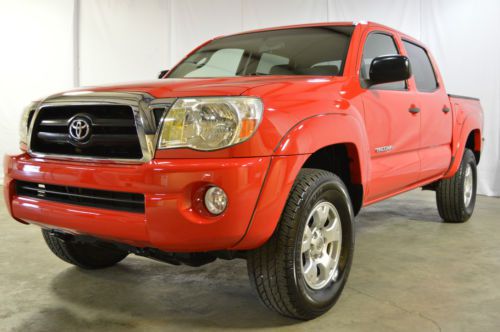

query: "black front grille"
xmin=30 ymin=105 xmax=142 ymax=159
xmin=16 ymin=181 xmax=145 ymax=213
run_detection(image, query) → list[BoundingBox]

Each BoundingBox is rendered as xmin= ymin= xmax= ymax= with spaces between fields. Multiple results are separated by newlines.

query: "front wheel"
xmin=436 ymin=149 xmax=477 ymax=223
xmin=247 ymin=169 xmax=355 ymax=320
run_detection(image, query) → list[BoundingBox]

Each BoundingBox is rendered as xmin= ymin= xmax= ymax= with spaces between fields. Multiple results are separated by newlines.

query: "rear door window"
xmin=403 ymin=41 xmax=438 ymax=92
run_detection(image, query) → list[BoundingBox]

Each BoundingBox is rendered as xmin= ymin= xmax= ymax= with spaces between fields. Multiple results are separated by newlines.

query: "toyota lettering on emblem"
xmin=69 ymin=118 xmax=91 ymax=141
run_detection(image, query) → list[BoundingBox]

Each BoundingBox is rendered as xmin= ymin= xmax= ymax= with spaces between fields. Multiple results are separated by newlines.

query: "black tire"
xmin=436 ymin=149 xmax=477 ymax=223
xmin=247 ymin=168 xmax=355 ymax=320
xmin=42 ymin=229 xmax=128 ymax=269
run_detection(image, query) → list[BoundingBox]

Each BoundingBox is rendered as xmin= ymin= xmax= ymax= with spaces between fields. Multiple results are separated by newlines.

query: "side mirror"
xmin=158 ymin=69 xmax=169 ymax=79
xmin=368 ymin=55 xmax=411 ymax=86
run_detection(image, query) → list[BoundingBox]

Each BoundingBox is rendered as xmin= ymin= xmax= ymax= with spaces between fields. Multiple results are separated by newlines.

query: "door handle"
xmin=442 ymin=106 xmax=451 ymax=113
xmin=408 ymin=107 xmax=420 ymax=114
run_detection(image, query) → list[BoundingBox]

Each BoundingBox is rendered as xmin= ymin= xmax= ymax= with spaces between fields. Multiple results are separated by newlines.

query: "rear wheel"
xmin=436 ymin=149 xmax=477 ymax=222
xmin=247 ymin=169 xmax=355 ymax=320
xmin=42 ymin=229 xmax=128 ymax=269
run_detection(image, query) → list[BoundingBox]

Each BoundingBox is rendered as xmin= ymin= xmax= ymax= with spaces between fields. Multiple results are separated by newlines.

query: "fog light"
xmin=204 ymin=186 xmax=228 ymax=215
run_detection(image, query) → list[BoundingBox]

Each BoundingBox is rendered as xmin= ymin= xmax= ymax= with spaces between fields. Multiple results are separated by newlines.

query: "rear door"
xmin=402 ymin=40 xmax=452 ymax=180
xmin=360 ymin=31 xmax=421 ymax=201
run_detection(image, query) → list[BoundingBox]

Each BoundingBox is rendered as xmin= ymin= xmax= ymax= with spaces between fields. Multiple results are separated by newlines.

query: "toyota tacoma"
xmin=4 ymin=22 xmax=483 ymax=320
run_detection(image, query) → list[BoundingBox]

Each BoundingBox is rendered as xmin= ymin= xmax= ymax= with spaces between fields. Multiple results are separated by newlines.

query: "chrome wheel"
xmin=301 ymin=201 xmax=342 ymax=290
xmin=464 ymin=164 xmax=473 ymax=207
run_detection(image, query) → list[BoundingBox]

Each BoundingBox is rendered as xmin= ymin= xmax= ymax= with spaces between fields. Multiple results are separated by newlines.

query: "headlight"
xmin=157 ymin=97 xmax=263 ymax=151
xmin=19 ymin=101 xmax=38 ymax=150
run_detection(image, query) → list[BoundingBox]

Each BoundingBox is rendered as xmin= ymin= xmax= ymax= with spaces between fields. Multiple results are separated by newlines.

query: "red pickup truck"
xmin=4 ymin=21 xmax=483 ymax=319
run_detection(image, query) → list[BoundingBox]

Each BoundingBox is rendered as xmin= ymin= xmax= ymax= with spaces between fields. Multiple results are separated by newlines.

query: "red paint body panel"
xmin=5 ymin=154 xmax=270 ymax=251
xmin=4 ymin=22 xmax=483 ymax=252
xmin=12 ymin=196 xmax=150 ymax=246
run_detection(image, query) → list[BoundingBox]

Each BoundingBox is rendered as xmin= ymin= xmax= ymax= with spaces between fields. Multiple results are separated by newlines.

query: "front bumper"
xmin=4 ymin=153 xmax=270 ymax=252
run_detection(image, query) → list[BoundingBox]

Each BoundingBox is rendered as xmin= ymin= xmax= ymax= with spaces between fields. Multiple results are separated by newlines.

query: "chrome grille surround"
xmin=27 ymin=91 xmax=175 ymax=164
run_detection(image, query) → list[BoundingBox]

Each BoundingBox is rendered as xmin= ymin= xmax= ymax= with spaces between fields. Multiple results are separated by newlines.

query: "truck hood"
xmin=62 ymin=76 xmax=339 ymax=98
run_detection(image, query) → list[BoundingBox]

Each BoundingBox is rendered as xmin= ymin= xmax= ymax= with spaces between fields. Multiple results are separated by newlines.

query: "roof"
xmin=210 ymin=21 xmax=423 ymax=51
xmin=214 ymin=21 xmax=358 ymax=39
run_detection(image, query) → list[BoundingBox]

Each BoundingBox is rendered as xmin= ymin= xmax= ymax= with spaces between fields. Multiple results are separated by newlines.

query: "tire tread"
xmin=247 ymin=169 xmax=347 ymax=319
xmin=436 ymin=149 xmax=476 ymax=223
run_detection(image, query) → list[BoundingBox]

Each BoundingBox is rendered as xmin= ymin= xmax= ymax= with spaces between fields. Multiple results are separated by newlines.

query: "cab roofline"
xmin=213 ymin=21 xmax=357 ymax=40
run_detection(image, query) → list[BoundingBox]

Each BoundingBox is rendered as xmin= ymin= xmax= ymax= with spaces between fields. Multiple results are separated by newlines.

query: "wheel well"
xmin=466 ymin=130 xmax=481 ymax=164
xmin=302 ymin=144 xmax=363 ymax=215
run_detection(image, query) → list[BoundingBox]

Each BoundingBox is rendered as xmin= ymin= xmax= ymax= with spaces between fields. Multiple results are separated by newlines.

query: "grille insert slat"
xmin=39 ymin=118 xmax=134 ymax=127
xmin=16 ymin=181 xmax=145 ymax=213
xmin=37 ymin=132 xmax=139 ymax=145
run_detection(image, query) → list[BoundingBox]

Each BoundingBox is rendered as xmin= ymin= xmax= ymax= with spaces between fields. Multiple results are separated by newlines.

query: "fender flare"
xmin=232 ymin=113 xmax=369 ymax=250
xmin=273 ymin=113 xmax=369 ymax=185
xmin=444 ymin=112 xmax=482 ymax=178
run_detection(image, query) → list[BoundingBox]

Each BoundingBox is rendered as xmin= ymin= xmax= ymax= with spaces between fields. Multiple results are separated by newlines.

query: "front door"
xmin=360 ymin=32 xmax=421 ymax=201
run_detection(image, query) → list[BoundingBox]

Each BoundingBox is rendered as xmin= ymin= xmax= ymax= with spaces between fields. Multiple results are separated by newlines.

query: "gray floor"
xmin=1 ymin=189 xmax=499 ymax=332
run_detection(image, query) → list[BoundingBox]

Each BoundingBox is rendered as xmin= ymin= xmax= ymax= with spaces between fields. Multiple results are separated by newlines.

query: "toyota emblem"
xmin=69 ymin=117 xmax=91 ymax=141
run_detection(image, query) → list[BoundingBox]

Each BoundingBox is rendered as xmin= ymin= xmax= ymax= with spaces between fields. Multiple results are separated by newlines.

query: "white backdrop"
xmin=0 ymin=0 xmax=498 ymax=196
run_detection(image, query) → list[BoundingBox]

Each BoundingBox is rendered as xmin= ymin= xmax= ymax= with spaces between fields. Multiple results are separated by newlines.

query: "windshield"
xmin=168 ymin=26 xmax=354 ymax=78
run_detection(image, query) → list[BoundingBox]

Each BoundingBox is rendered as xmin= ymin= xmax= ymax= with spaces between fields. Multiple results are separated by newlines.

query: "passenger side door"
xmin=402 ymin=40 xmax=453 ymax=180
xmin=360 ymin=32 xmax=421 ymax=201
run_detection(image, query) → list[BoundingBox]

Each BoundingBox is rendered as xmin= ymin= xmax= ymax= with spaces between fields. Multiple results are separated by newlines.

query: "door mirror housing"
xmin=368 ymin=55 xmax=411 ymax=86
xmin=158 ymin=69 xmax=169 ymax=79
